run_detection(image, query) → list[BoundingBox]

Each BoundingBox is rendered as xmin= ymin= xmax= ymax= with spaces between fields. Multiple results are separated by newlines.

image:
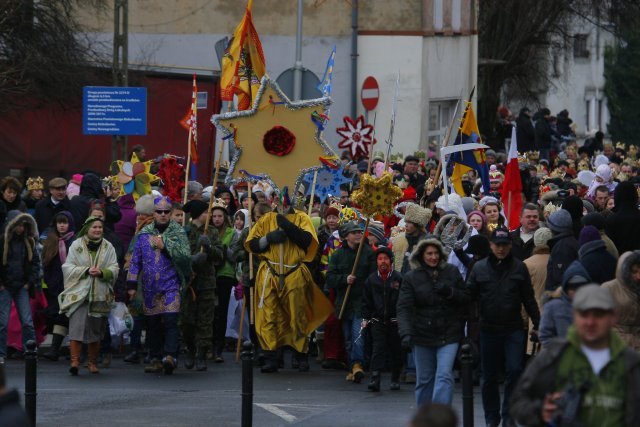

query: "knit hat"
xmin=533 ymin=227 xmax=553 ymax=248
xmin=581 ymin=212 xmax=605 ymax=230
xmin=325 ymin=204 xmax=340 ymax=219
xmin=339 ymin=221 xmax=362 ymax=239
xmin=464 ymin=235 xmax=490 ymax=257
xmin=135 ymin=194 xmax=155 ymax=216
xmin=404 ymin=203 xmax=432 ymax=227
xmin=581 ymin=199 xmax=595 ymax=214
xmin=547 ymin=209 xmax=573 ymax=233
xmin=368 ymin=225 xmax=387 ymax=245
xmin=375 ymin=246 xmax=394 ymax=262
xmin=578 ymin=225 xmax=601 ymax=246
xmin=183 ymin=200 xmax=209 ymax=220
xmin=461 ymin=197 xmax=476 ymax=216
xmin=467 ymin=210 xmax=487 ymax=226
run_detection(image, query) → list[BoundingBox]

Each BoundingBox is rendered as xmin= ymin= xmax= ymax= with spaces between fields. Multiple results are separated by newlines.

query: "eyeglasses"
xmin=155 ymin=210 xmax=171 ymax=215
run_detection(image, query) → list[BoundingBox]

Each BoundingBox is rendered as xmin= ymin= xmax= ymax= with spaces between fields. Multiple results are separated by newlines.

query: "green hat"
xmin=339 ymin=221 xmax=362 ymax=239
xmin=78 ymin=216 xmax=104 ymax=237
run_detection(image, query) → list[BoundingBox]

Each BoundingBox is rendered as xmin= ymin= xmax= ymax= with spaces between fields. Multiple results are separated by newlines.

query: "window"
xmin=426 ymin=100 xmax=458 ymax=149
xmin=197 ymin=91 xmax=208 ymax=109
xmin=574 ymin=34 xmax=589 ymax=58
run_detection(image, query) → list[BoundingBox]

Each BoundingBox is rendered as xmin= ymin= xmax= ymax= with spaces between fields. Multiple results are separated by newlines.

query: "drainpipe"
xmin=351 ymin=0 xmax=358 ymax=119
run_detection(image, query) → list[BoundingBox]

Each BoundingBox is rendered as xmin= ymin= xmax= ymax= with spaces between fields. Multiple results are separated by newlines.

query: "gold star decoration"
xmin=351 ymin=172 xmax=403 ymax=216
xmin=212 ymin=76 xmax=337 ymax=195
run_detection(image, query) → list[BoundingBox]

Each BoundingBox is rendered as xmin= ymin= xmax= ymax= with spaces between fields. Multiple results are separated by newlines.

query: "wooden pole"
xmin=307 ymin=170 xmax=318 ymax=217
xmin=203 ymin=138 xmax=226 ymax=233
xmin=247 ymin=181 xmax=255 ymax=325
xmin=338 ymin=217 xmax=370 ymax=320
xmin=182 ymin=131 xmax=192 ymax=226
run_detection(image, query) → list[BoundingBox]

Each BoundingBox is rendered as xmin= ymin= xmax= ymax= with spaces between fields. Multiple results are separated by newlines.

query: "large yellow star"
xmin=212 ymin=76 xmax=337 ymax=194
xmin=351 ymin=172 xmax=403 ymax=216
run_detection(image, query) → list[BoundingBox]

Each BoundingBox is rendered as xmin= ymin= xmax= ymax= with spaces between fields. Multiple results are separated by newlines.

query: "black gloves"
xmin=401 ymin=336 xmax=412 ymax=351
xmin=276 ymin=214 xmax=312 ymax=250
xmin=276 ymin=213 xmax=292 ymax=230
xmin=266 ymin=230 xmax=287 ymax=244
xmin=191 ymin=252 xmax=207 ymax=267
xmin=434 ymin=281 xmax=453 ymax=299
xmin=198 ymin=235 xmax=211 ymax=249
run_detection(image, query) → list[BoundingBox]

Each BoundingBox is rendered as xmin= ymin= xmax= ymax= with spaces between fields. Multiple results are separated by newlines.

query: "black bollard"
xmin=24 ymin=340 xmax=37 ymax=426
xmin=241 ymin=341 xmax=254 ymax=427
xmin=460 ymin=343 xmax=474 ymax=427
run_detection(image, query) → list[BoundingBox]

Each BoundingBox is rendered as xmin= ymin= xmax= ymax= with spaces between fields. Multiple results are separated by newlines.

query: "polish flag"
xmin=503 ymin=126 xmax=523 ymax=230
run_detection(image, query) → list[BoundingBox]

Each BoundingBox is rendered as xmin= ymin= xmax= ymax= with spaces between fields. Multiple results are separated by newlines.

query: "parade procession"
xmin=2 ymin=1 xmax=640 ymax=427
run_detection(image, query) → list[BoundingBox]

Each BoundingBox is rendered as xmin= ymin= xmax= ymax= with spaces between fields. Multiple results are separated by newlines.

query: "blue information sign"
xmin=83 ymin=86 xmax=147 ymax=135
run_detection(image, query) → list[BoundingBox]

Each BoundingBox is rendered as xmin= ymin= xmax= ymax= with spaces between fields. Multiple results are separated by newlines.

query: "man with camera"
xmin=511 ymin=285 xmax=640 ymax=426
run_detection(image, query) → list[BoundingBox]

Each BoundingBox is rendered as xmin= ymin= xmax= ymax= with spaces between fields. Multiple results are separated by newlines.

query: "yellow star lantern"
xmin=109 ymin=152 xmax=158 ymax=201
xmin=351 ymin=172 xmax=403 ymax=216
xmin=212 ymin=76 xmax=337 ymax=194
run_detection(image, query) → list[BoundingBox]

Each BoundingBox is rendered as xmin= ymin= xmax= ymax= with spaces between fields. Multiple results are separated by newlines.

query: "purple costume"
xmin=128 ymin=233 xmax=181 ymax=315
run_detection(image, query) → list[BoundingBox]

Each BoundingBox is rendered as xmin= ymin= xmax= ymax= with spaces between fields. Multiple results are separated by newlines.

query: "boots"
xmin=368 ymin=371 xmax=381 ymax=392
xmin=69 ymin=340 xmax=82 ymax=376
xmin=295 ymin=351 xmax=310 ymax=372
xmin=260 ymin=351 xmax=278 ymax=373
xmin=162 ymin=355 xmax=176 ymax=375
xmin=195 ymin=348 xmax=207 ymax=372
xmin=87 ymin=342 xmax=101 ymax=374
xmin=184 ymin=349 xmax=195 ymax=370
xmin=43 ymin=333 xmax=65 ymax=361
xmin=352 ymin=362 xmax=365 ymax=383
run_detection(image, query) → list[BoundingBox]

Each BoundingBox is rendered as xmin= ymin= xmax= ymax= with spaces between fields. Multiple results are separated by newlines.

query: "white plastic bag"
xmin=109 ymin=302 xmax=134 ymax=337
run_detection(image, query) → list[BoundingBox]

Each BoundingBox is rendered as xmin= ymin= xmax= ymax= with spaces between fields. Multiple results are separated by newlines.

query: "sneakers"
xmin=144 ymin=358 xmax=163 ymax=374
xmin=352 ymin=362 xmax=365 ymax=384
xmin=162 ymin=355 xmax=176 ymax=375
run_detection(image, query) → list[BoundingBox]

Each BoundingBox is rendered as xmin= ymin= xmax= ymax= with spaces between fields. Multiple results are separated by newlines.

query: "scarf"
xmin=86 ymin=238 xmax=102 ymax=253
xmin=58 ymin=231 xmax=75 ymax=263
xmin=139 ymin=220 xmax=192 ymax=286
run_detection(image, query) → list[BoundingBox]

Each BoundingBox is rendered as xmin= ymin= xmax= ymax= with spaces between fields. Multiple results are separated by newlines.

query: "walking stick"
xmin=338 ymin=217 xmax=370 ymax=320
xmin=235 ymin=296 xmax=247 ymax=362
xmin=203 ymin=138 xmax=226 ymax=233
xmin=182 ymin=131 xmax=192 ymax=226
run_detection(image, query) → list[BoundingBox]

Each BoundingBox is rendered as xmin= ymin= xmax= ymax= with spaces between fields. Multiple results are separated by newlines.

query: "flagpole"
xmin=182 ymin=132 xmax=192 ymax=225
xmin=204 ymin=139 xmax=226 ymax=234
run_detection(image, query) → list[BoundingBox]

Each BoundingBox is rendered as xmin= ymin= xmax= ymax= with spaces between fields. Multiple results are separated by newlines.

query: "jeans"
xmin=147 ymin=313 xmax=179 ymax=360
xmin=341 ymin=316 xmax=364 ymax=368
xmin=0 ymin=287 xmax=36 ymax=358
xmin=480 ymin=329 xmax=526 ymax=427
xmin=413 ymin=342 xmax=459 ymax=406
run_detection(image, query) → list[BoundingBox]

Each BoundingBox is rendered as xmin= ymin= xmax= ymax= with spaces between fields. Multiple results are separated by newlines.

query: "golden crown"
xmin=549 ymin=168 xmax=566 ymax=179
xmin=211 ymin=197 xmax=228 ymax=210
xmin=527 ymin=150 xmax=540 ymax=160
xmin=616 ymin=142 xmax=626 ymax=150
xmin=26 ymin=176 xmax=44 ymax=191
xmin=536 ymin=164 xmax=548 ymax=176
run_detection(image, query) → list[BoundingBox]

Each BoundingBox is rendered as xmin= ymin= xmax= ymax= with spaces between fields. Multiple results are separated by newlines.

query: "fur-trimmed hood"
xmin=2 ymin=211 xmax=38 ymax=265
xmin=620 ymin=250 xmax=640 ymax=289
xmin=409 ymin=238 xmax=448 ymax=270
xmin=433 ymin=213 xmax=468 ymax=240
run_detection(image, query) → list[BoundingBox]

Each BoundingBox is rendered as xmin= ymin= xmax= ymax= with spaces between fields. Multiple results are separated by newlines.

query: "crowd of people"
xmin=0 ymin=129 xmax=639 ymax=427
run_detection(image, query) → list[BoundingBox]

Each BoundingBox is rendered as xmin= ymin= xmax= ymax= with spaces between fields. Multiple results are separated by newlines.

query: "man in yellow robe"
xmin=245 ymin=209 xmax=332 ymax=373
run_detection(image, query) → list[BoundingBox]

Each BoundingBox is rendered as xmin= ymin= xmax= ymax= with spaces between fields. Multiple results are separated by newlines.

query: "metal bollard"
xmin=24 ymin=339 xmax=37 ymax=426
xmin=241 ymin=341 xmax=254 ymax=427
xmin=460 ymin=343 xmax=474 ymax=427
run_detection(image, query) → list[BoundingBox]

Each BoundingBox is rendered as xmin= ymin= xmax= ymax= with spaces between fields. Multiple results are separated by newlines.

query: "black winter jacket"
xmin=69 ymin=174 xmax=121 ymax=230
xmin=34 ymin=197 xmax=71 ymax=238
xmin=0 ymin=213 xmax=40 ymax=294
xmin=362 ymin=270 xmax=403 ymax=323
xmin=545 ymin=232 xmax=579 ymax=291
xmin=579 ymin=240 xmax=617 ymax=284
xmin=397 ymin=239 xmax=470 ymax=347
xmin=468 ymin=252 xmax=540 ymax=333
xmin=516 ymin=113 xmax=536 ymax=152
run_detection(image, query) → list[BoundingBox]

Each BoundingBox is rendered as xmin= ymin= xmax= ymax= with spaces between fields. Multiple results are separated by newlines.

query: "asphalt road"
xmin=4 ymin=351 xmax=485 ymax=427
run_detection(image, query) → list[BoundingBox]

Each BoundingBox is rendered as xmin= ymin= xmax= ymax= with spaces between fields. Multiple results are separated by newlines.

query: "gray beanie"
xmin=547 ymin=209 xmax=573 ymax=233
xmin=461 ymin=197 xmax=476 ymax=216
xmin=533 ymin=227 xmax=553 ymax=248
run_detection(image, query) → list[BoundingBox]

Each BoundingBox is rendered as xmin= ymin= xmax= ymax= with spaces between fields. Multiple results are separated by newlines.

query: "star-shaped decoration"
xmin=303 ymin=164 xmax=352 ymax=203
xmin=336 ymin=115 xmax=376 ymax=161
xmin=109 ymin=152 xmax=158 ymax=201
xmin=212 ymin=76 xmax=337 ymax=195
xmin=351 ymin=172 xmax=403 ymax=216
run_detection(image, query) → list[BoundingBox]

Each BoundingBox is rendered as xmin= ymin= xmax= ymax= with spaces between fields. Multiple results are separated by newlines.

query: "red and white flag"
xmin=180 ymin=74 xmax=199 ymax=163
xmin=503 ymin=125 xmax=523 ymax=230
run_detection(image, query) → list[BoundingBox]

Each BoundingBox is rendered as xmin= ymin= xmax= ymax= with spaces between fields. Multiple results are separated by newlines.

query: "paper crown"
xmin=154 ymin=196 xmax=172 ymax=210
xmin=26 ymin=177 xmax=44 ymax=191
xmin=211 ymin=198 xmax=228 ymax=211
xmin=536 ymin=164 xmax=548 ymax=176
xmin=616 ymin=142 xmax=626 ymax=150
xmin=578 ymin=159 xmax=590 ymax=171
xmin=527 ymin=150 xmax=540 ymax=161
xmin=489 ymin=165 xmax=504 ymax=182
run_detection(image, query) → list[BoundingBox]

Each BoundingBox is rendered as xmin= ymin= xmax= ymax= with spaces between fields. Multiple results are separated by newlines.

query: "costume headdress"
xmin=26 ymin=177 xmax=44 ymax=191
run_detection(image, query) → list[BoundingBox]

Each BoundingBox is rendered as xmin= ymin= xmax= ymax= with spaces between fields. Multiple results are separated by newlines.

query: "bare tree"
xmin=0 ymin=1 xmax=110 ymax=114
xmin=477 ymin=0 xmax=574 ymax=148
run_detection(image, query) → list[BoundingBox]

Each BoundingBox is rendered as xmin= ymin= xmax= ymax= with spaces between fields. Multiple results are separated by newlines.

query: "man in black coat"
xmin=605 ymin=181 xmax=640 ymax=254
xmin=516 ymin=108 xmax=536 ymax=152
xmin=545 ymin=209 xmax=580 ymax=291
xmin=467 ymin=227 xmax=540 ymax=427
xmin=68 ymin=173 xmax=121 ymax=231
xmin=34 ymin=177 xmax=70 ymax=238
xmin=510 ymin=203 xmax=540 ymax=261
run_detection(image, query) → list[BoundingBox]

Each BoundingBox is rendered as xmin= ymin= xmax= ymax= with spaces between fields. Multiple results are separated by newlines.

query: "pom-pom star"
xmin=351 ymin=172 xmax=403 ymax=217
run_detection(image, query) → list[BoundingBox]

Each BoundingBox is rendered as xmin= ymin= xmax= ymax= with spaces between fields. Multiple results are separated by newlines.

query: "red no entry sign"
xmin=361 ymin=76 xmax=379 ymax=111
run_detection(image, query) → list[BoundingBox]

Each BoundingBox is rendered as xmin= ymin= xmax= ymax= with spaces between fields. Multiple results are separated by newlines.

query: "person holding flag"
xmin=447 ymin=102 xmax=491 ymax=196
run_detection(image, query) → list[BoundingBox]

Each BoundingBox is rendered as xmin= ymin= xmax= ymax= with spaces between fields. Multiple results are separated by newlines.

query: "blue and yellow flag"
xmin=316 ymin=46 xmax=336 ymax=97
xmin=447 ymin=102 xmax=490 ymax=195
